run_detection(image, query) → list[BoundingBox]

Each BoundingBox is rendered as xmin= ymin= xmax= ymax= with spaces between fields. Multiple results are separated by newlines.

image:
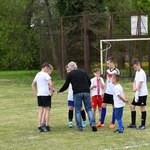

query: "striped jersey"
xmin=105 ymin=68 xmax=120 ymax=95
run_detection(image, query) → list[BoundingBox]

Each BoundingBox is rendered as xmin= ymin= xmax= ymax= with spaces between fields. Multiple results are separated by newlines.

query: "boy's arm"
xmin=103 ymin=82 xmax=107 ymax=93
xmin=134 ymin=81 xmax=142 ymax=102
xmin=47 ymin=79 xmax=53 ymax=96
xmin=100 ymin=78 xmax=105 ymax=89
xmin=90 ymin=79 xmax=97 ymax=90
xmin=31 ymin=81 xmax=37 ymax=95
xmin=90 ymin=85 xmax=97 ymax=90
xmin=133 ymin=80 xmax=142 ymax=92
xmin=133 ymin=80 xmax=136 ymax=91
xmin=136 ymin=81 xmax=142 ymax=91
xmin=118 ymin=94 xmax=129 ymax=104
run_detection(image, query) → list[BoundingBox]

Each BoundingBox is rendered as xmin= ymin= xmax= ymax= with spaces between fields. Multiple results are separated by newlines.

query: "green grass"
xmin=0 ymin=70 xmax=150 ymax=150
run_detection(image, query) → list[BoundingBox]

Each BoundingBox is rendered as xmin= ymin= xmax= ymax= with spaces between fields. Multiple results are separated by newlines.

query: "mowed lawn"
xmin=0 ymin=70 xmax=150 ymax=150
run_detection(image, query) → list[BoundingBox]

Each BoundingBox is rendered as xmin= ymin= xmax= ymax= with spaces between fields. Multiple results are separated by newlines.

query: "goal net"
xmin=100 ymin=38 xmax=150 ymax=76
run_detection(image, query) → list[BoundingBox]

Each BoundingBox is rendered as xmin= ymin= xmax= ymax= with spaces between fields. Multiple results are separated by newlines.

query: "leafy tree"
xmin=132 ymin=0 xmax=150 ymax=12
xmin=0 ymin=0 xmax=39 ymax=70
xmin=56 ymin=0 xmax=106 ymax=71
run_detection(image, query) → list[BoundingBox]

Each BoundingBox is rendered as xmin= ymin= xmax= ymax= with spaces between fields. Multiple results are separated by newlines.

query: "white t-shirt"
xmin=90 ymin=77 xmax=105 ymax=96
xmin=105 ymin=68 xmax=120 ymax=95
xmin=67 ymin=84 xmax=73 ymax=101
xmin=135 ymin=69 xmax=148 ymax=96
xmin=33 ymin=71 xmax=51 ymax=96
xmin=113 ymin=84 xmax=125 ymax=108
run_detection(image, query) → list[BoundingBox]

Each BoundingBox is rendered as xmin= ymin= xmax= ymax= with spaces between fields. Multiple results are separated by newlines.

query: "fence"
xmin=39 ymin=10 xmax=150 ymax=78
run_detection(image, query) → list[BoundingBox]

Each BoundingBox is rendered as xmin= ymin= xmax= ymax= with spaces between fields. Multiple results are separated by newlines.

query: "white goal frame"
xmin=100 ymin=38 xmax=150 ymax=74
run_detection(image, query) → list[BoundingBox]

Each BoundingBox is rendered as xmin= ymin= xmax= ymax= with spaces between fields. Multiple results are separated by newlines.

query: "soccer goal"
xmin=100 ymin=38 xmax=150 ymax=75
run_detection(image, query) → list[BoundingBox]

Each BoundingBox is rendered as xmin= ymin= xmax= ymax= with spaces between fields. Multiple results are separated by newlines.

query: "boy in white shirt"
xmin=90 ymin=68 xmax=105 ymax=123
xmin=127 ymin=58 xmax=148 ymax=130
xmin=31 ymin=62 xmax=53 ymax=132
xmin=41 ymin=67 xmax=54 ymax=128
xmin=112 ymin=74 xmax=129 ymax=133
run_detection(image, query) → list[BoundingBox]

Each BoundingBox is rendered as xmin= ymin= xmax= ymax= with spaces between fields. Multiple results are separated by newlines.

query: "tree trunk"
xmin=44 ymin=0 xmax=62 ymax=76
xmin=117 ymin=55 xmax=125 ymax=69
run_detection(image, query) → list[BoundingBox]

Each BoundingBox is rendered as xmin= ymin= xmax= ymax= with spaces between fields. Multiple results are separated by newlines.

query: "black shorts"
xmin=103 ymin=93 xmax=114 ymax=105
xmin=37 ymin=96 xmax=51 ymax=107
xmin=131 ymin=95 xmax=147 ymax=106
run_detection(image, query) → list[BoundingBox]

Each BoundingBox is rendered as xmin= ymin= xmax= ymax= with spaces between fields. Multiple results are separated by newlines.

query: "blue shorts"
xmin=68 ymin=100 xmax=74 ymax=106
xmin=68 ymin=100 xmax=83 ymax=107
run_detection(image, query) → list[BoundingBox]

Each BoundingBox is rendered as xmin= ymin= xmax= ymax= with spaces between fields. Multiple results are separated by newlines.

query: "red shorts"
xmin=91 ymin=95 xmax=103 ymax=108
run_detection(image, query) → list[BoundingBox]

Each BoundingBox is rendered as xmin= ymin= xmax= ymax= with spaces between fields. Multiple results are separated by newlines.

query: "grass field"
xmin=0 ymin=70 xmax=150 ymax=150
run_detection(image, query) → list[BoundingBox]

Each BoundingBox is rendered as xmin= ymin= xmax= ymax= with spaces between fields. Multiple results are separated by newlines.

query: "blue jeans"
xmin=73 ymin=92 xmax=95 ymax=129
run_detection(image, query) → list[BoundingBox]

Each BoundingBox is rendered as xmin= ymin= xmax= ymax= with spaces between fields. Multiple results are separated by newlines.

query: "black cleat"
xmin=136 ymin=125 xmax=146 ymax=130
xmin=38 ymin=127 xmax=45 ymax=133
xmin=45 ymin=126 xmax=51 ymax=132
xmin=91 ymin=126 xmax=97 ymax=132
xmin=127 ymin=124 xmax=136 ymax=128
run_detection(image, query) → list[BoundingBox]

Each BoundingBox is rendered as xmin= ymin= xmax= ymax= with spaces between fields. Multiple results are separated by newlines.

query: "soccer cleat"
xmin=113 ymin=127 xmax=124 ymax=133
xmin=38 ymin=127 xmax=45 ymax=133
xmin=109 ymin=124 xmax=115 ymax=129
xmin=68 ymin=122 xmax=73 ymax=128
xmin=96 ymin=122 xmax=105 ymax=127
xmin=44 ymin=126 xmax=51 ymax=132
xmin=113 ymin=129 xmax=123 ymax=133
xmin=82 ymin=121 xmax=87 ymax=128
xmin=113 ymin=129 xmax=119 ymax=133
xmin=136 ymin=125 xmax=146 ymax=130
xmin=127 ymin=124 xmax=137 ymax=128
xmin=41 ymin=123 xmax=46 ymax=130
xmin=91 ymin=126 xmax=97 ymax=132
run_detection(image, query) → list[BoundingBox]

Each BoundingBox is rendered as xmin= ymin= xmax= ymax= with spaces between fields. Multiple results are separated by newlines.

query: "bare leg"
xmin=45 ymin=106 xmax=50 ymax=126
xmin=38 ymin=107 xmax=44 ymax=127
xmin=41 ymin=109 xmax=46 ymax=125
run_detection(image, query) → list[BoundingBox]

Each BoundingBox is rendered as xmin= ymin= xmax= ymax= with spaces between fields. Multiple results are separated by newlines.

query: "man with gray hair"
xmin=58 ymin=61 xmax=97 ymax=132
xmin=67 ymin=61 xmax=77 ymax=70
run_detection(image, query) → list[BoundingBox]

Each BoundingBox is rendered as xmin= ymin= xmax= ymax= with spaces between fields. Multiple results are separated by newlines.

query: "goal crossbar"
xmin=100 ymin=38 xmax=150 ymax=74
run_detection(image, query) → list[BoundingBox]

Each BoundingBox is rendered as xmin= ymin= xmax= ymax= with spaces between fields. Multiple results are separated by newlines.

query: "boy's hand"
xmin=133 ymin=88 xmax=137 ymax=92
xmin=92 ymin=85 xmax=97 ymax=88
xmin=124 ymin=99 xmax=129 ymax=104
xmin=51 ymin=82 xmax=55 ymax=86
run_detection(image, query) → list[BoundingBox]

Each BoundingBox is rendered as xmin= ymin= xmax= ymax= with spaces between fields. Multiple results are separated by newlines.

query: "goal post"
xmin=100 ymin=38 xmax=150 ymax=75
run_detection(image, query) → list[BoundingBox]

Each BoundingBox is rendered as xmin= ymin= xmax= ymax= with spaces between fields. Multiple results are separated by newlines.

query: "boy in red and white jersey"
xmin=90 ymin=68 xmax=105 ymax=123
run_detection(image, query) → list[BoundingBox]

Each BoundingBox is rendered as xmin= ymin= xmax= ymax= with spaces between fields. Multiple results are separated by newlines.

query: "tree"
xmin=0 ymin=0 xmax=39 ymax=70
xmin=102 ymin=0 xmax=148 ymax=69
xmin=56 ymin=0 xmax=106 ymax=72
